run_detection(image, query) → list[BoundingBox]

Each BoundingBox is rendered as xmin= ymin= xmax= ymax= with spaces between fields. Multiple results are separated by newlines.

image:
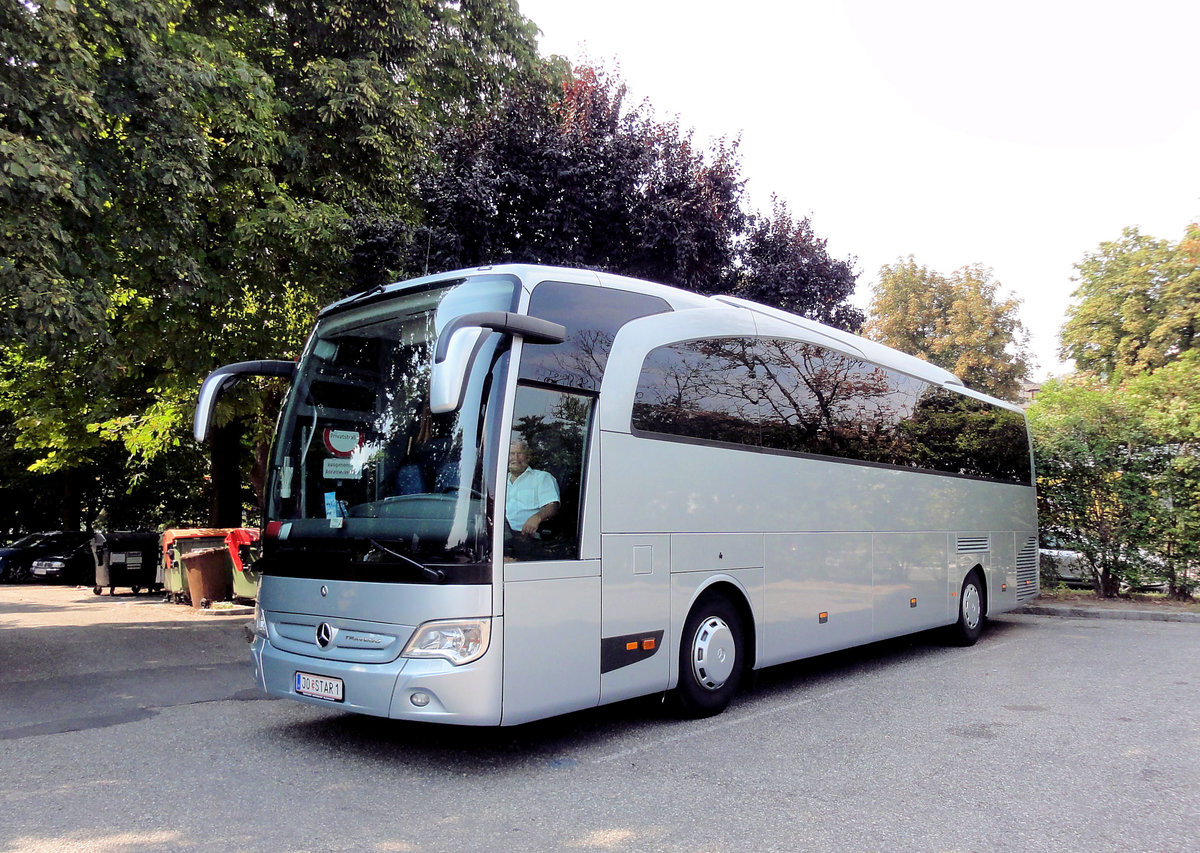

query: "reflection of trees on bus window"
xmin=900 ymin=390 xmax=1032 ymax=483
xmin=518 ymin=282 xmax=671 ymax=392
xmin=631 ymin=338 xmax=761 ymax=447
xmin=633 ymin=336 xmax=1031 ymax=485
xmin=755 ymin=339 xmax=903 ymax=462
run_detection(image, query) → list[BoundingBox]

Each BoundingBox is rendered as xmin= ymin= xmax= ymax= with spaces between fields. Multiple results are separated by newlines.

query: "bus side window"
xmin=505 ymin=385 xmax=592 ymax=562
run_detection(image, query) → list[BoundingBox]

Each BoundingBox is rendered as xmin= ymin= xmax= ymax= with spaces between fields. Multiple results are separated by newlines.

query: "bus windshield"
xmin=263 ymin=275 xmax=517 ymax=583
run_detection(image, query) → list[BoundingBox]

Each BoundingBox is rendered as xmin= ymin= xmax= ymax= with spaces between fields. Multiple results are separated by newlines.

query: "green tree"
xmin=1125 ymin=352 xmax=1200 ymax=597
xmin=1060 ymin=223 xmax=1200 ymax=377
xmin=728 ymin=197 xmax=862 ymax=331
xmin=409 ymin=67 xmax=747 ymax=291
xmin=1029 ymin=359 xmax=1200 ymax=599
xmin=402 ymin=66 xmax=863 ymax=328
xmin=1027 ymin=376 xmax=1154 ymax=596
xmin=867 ymin=258 xmax=1031 ymax=400
xmin=0 ymin=0 xmax=540 ymax=528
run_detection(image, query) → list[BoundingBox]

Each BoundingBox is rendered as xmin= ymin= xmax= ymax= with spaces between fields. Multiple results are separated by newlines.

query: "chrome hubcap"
xmin=962 ymin=582 xmax=982 ymax=630
xmin=691 ymin=616 xmax=736 ymax=691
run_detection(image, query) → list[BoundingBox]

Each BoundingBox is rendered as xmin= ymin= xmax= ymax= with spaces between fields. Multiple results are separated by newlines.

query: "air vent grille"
xmin=956 ymin=536 xmax=989 ymax=554
xmin=1016 ymin=535 xmax=1039 ymax=600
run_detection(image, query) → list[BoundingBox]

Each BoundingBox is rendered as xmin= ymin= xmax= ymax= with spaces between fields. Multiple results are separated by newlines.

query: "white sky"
xmin=517 ymin=0 xmax=1200 ymax=379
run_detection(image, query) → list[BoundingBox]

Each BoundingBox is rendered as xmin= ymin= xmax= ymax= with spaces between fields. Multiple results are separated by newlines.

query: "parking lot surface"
xmin=1 ymin=585 xmax=1198 ymax=852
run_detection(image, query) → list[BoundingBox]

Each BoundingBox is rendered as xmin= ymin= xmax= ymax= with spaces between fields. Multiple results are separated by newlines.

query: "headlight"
xmin=401 ymin=618 xmax=491 ymax=666
xmin=253 ymin=602 xmax=268 ymax=638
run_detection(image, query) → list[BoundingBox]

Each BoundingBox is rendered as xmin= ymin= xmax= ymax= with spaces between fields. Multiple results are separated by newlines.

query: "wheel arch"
xmin=685 ymin=577 xmax=758 ymax=672
xmin=964 ymin=562 xmax=990 ymax=616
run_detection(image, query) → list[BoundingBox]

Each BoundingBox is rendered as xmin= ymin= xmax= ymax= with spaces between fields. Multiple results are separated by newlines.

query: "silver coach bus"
xmin=195 ymin=264 xmax=1038 ymax=725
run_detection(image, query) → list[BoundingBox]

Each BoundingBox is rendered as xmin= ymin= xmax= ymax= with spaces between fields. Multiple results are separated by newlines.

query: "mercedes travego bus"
xmin=195 ymin=264 xmax=1038 ymax=725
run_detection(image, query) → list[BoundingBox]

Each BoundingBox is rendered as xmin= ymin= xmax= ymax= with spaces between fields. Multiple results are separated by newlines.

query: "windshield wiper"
xmin=367 ymin=539 xmax=446 ymax=583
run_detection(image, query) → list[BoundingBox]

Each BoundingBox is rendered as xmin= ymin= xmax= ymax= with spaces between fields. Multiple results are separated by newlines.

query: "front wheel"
xmin=950 ymin=572 xmax=985 ymax=646
xmin=672 ymin=594 xmax=745 ymax=718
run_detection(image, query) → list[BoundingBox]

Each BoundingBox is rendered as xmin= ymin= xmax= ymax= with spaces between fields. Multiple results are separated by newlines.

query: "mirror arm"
xmin=194 ymin=360 xmax=296 ymax=442
xmin=434 ymin=312 xmax=566 ymax=364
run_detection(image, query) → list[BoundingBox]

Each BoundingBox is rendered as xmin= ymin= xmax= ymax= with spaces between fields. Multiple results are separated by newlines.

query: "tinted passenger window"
xmin=633 ymin=337 xmax=1031 ymax=485
xmin=755 ymin=339 xmax=910 ymax=463
xmin=518 ymin=282 xmax=671 ymax=391
xmin=900 ymin=388 xmax=1032 ymax=483
xmin=633 ymin=338 xmax=762 ymax=447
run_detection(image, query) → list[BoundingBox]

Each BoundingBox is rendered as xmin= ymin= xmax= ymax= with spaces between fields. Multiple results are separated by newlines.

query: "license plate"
xmin=32 ymin=567 xmax=48 ymax=576
xmin=295 ymin=672 xmax=344 ymax=702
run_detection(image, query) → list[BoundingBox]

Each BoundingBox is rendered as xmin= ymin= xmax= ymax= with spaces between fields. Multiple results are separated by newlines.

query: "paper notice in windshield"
xmin=322 ymin=458 xmax=359 ymax=479
xmin=324 ymin=492 xmax=342 ymax=518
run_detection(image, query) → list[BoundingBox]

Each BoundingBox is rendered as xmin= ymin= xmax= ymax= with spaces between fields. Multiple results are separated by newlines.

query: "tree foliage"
xmin=1033 ymin=220 xmax=1200 ymax=599
xmin=0 ymin=0 xmax=540 ymax=528
xmin=401 ymin=67 xmax=862 ymax=329
xmin=727 ymin=197 xmax=862 ymax=329
xmin=866 ymin=258 xmax=1031 ymax=400
xmin=1028 ymin=377 xmax=1154 ymax=596
xmin=1060 ymin=223 xmax=1200 ymax=377
xmin=1029 ymin=355 xmax=1200 ymax=598
xmin=0 ymin=6 xmax=861 ymax=532
xmin=1124 ymin=352 xmax=1200 ymax=596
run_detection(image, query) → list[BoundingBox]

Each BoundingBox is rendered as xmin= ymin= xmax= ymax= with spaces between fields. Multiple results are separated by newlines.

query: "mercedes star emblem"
xmin=316 ymin=622 xmax=334 ymax=649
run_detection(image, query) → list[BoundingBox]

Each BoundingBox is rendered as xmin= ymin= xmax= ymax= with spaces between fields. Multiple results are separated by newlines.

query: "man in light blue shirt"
xmin=505 ymin=439 xmax=560 ymax=536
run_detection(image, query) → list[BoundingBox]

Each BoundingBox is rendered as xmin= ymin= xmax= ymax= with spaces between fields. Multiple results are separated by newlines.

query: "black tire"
xmin=131 ymin=586 xmax=141 ymax=595
xmin=672 ymin=594 xmax=745 ymax=718
xmin=950 ymin=572 xmax=985 ymax=646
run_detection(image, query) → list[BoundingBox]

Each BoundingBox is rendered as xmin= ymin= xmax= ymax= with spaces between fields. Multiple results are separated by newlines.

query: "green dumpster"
xmin=224 ymin=528 xmax=261 ymax=603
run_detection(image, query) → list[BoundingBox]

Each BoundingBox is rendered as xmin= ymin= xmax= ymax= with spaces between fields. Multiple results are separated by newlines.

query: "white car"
xmin=1039 ymin=538 xmax=1092 ymax=589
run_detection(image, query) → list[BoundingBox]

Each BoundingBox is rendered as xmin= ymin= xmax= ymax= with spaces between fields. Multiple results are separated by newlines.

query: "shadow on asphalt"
xmin=263 ymin=618 xmax=1029 ymax=772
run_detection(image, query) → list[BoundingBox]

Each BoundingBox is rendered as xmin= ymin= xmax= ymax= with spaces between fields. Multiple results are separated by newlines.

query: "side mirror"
xmin=194 ymin=360 xmax=296 ymax=442
xmin=429 ymin=312 xmax=566 ymax=413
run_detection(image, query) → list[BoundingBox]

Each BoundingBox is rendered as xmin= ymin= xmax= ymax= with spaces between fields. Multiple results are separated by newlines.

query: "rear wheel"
xmin=672 ymin=594 xmax=745 ymax=718
xmin=950 ymin=572 xmax=985 ymax=646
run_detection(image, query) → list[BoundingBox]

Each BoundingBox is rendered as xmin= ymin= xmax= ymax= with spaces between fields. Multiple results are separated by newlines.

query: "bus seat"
xmin=394 ymin=463 xmax=425 ymax=495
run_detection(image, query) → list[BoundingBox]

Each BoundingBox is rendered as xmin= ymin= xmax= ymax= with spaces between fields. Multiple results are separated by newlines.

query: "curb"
xmin=194 ymin=604 xmax=255 ymax=616
xmin=1015 ymin=603 xmax=1200 ymax=624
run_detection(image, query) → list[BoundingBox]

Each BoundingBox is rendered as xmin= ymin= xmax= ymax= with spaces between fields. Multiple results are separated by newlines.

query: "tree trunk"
xmin=209 ymin=420 xmax=244 ymax=527
xmin=60 ymin=470 xmax=81 ymax=531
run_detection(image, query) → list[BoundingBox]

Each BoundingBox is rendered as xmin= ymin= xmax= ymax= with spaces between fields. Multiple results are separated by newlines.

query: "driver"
xmin=505 ymin=439 xmax=560 ymax=537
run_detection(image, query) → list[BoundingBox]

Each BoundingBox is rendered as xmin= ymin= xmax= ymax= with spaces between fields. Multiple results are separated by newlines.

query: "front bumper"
xmin=250 ymin=616 xmax=504 ymax=725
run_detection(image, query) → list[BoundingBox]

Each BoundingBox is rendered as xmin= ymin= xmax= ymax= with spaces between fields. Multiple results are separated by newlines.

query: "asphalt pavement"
xmin=2 ymin=585 xmax=1198 ymax=852
xmin=0 ymin=585 xmax=254 ymax=740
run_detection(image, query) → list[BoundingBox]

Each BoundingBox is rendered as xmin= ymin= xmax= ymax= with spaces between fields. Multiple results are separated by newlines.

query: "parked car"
xmin=1120 ymin=550 xmax=1171 ymax=594
xmin=0 ymin=531 xmax=93 ymax=583
xmin=1039 ymin=536 xmax=1092 ymax=589
xmin=29 ymin=536 xmax=98 ymax=585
